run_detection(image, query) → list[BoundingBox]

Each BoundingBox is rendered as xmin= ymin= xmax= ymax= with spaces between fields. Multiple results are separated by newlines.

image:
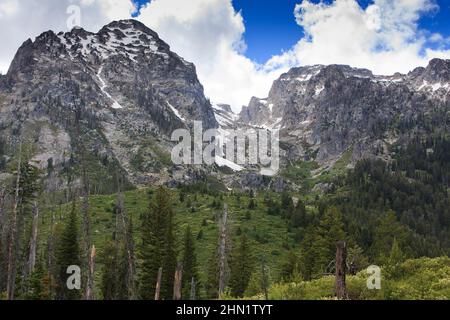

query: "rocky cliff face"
xmin=1 ymin=18 xmax=449 ymax=192
xmin=0 ymin=19 xmax=217 ymax=190
xmin=212 ymin=103 xmax=238 ymax=129
xmin=238 ymin=60 xmax=450 ymax=167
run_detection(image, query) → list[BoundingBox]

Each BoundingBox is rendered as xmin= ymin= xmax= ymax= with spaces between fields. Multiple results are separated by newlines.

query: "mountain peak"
xmin=104 ymin=19 xmax=157 ymax=34
xmin=423 ymin=58 xmax=450 ymax=82
xmin=0 ymin=19 xmax=218 ymax=186
xmin=50 ymin=19 xmax=174 ymax=65
xmin=427 ymin=58 xmax=450 ymax=68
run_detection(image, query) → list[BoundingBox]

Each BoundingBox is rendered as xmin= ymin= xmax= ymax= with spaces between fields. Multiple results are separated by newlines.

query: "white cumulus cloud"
xmin=136 ymin=0 xmax=450 ymax=110
xmin=137 ymin=0 xmax=282 ymax=111
xmin=267 ymin=0 xmax=450 ymax=75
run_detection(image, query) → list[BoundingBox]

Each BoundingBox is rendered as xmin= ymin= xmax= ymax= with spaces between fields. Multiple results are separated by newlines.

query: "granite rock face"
xmin=0 ymin=19 xmax=217 ymax=189
xmin=1 ymin=18 xmax=449 ymax=192
xmin=238 ymin=60 xmax=450 ymax=167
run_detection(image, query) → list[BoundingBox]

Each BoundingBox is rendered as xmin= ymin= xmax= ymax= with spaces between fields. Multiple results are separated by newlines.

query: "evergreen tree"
xmin=139 ymin=187 xmax=176 ymax=300
xmin=181 ymin=226 xmax=198 ymax=299
xmin=160 ymin=214 xmax=176 ymax=300
xmin=280 ymin=251 xmax=299 ymax=282
xmin=244 ymin=271 xmax=263 ymax=298
xmin=56 ymin=203 xmax=81 ymax=300
xmin=229 ymin=234 xmax=254 ymax=298
xmin=24 ymin=260 xmax=45 ymax=300
xmin=280 ymin=192 xmax=294 ymax=220
xmin=372 ymin=211 xmax=409 ymax=264
xmin=291 ymin=200 xmax=307 ymax=228
xmin=298 ymin=207 xmax=346 ymax=280
xmin=320 ymin=207 xmax=346 ymax=240
xmin=347 ymin=244 xmax=369 ymax=275
xmin=389 ymin=238 xmax=405 ymax=265
xmin=100 ymin=240 xmax=118 ymax=300
xmin=384 ymin=238 xmax=406 ymax=279
xmin=298 ymin=226 xmax=318 ymax=280
xmin=100 ymin=235 xmax=134 ymax=300
xmin=244 ymin=261 xmax=270 ymax=299
xmin=266 ymin=198 xmax=281 ymax=216
xmin=205 ymin=247 xmax=219 ymax=299
xmin=179 ymin=191 xmax=185 ymax=203
xmin=248 ymin=199 xmax=257 ymax=210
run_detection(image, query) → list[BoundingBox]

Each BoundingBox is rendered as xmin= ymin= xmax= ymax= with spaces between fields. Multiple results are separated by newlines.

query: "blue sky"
xmin=133 ymin=0 xmax=450 ymax=64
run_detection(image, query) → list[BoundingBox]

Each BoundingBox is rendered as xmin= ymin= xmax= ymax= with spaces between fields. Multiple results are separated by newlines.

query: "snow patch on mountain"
xmin=167 ymin=102 xmax=186 ymax=122
xmin=57 ymin=22 xmax=168 ymax=64
xmin=213 ymin=104 xmax=237 ymax=128
xmin=418 ymin=80 xmax=450 ymax=92
xmin=215 ymin=156 xmax=244 ymax=172
xmin=96 ymin=66 xmax=123 ymax=109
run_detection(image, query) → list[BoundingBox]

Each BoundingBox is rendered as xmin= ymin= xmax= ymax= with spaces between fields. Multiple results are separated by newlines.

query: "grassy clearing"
xmin=38 ymin=187 xmax=297 ymax=297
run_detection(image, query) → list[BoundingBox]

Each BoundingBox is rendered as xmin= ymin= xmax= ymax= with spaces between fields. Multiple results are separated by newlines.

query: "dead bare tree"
xmin=173 ymin=262 xmax=183 ymax=300
xmin=116 ymin=192 xmax=136 ymax=299
xmin=81 ymin=186 xmax=94 ymax=300
xmin=46 ymin=209 xmax=56 ymax=297
xmin=155 ymin=267 xmax=163 ymax=301
xmin=75 ymin=116 xmax=95 ymax=300
xmin=85 ymin=245 xmax=96 ymax=300
xmin=335 ymin=241 xmax=348 ymax=300
xmin=78 ymin=154 xmax=95 ymax=300
xmin=124 ymin=217 xmax=136 ymax=300
xmin=0 ymin=188 xmax=5 ymax=226
xmin=25 ymin=201 xmax=39 ymax=278
xmin=218 ymin=203 xmax=230 ymax=297
xmin=261 ymin=258 xmax=269 ymax=300
xmin=190 ymin=277 xmax=196 ymax=300
xmin=6 ymin=142 xmax=22 ymax=300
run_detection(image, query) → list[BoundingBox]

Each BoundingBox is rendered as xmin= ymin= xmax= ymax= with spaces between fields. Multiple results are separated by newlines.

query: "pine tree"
xmin=100 ymin=240 xmax=118 ymax=300
xmin=280 ymin=251 xmax=299 ymax=282
xmin=389 ymin=238 xmax=405 ymax=265
xmin=244 ymin=272 xmax=262 ymax=297
xmin=245 ymin=259 xmax=270 ymax=299
xmin=56 ymin=202 xmax=81 ymax=300
xmin=291 ymin=200 xmax=307 ymax=228
xmin=181 ymin=226 xmax=198 ymax=299
xmin=315 ymin=207 xmax=346 ymax=270
xmin=205 ymin=247 xmax=219 ymax=299
xmin=248 ymin=199 xmax=256 ymax=210
xmin=372 ymin=211 xmax=409 ymax=264
xmin=100 ymin=234 xmax=132 ymax=300
xmin=24 ymin=259 xmax=45 ymax=300
xmin=139 ymin=187 xmax=176 ymax=300
xmin=6 ymin=144 xmax=40 ymax=299
xmin=229 ymin=234 xmax=254 ymax=298
xmin=384 ymin=238 xmax=406 ymax=279
xmin=298 ymin=226 xmax=318 ymax=280
xmin=280 ymin=192 xmax=294 ymax=220
xmin=298 ymin=207 xmax=346 ymax=280
xmin=347 ymin=244 xmax=369 ymax=275
xmin=160 ymin=214 xmax=176 ymax=300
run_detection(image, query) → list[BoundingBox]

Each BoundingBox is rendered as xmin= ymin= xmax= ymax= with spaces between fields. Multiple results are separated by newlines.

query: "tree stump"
xmin=335 ymin=241 xmax=348 ymax=300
